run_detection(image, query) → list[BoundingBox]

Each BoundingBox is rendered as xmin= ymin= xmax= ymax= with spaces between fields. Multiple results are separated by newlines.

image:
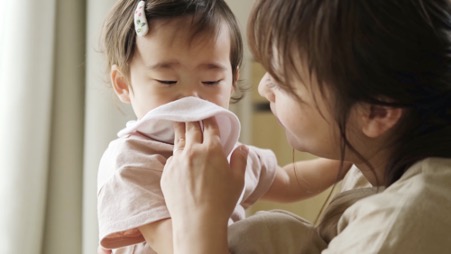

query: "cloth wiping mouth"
xmin=117 ymin=96 xmax=241 ymax=156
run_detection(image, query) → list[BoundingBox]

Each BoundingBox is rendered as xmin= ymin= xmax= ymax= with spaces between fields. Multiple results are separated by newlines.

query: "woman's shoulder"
xmin=343 ymin=157 xmax=451 ymax=224
xmin=339 ymin=164 xmax=372 ymax=192
xmin=398 ymin=157 xmax=451 ymax=178
xmin=387 ymin=157 xmax=451 ymax=200
xmin=325 ymin=157 xmax=451 ymax=253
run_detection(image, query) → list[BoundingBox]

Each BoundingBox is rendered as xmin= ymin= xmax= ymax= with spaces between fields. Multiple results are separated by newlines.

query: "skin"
xmin=103 ymin=14 xmax=353 ymax=254
xmin=112 ymin=16 xmax=235 ymax=254
xmin=161 ymin=65 xmax=403 ymax=253
xmin=161 ymin=120 xmax=247 ymax=254
xmin=259 ymin=70 xmax=402 ymax=186
xmin=257 ymin=72 xmax=340 ymax=159
xmin=258 ymin=73 xmax=351 ymax=202
xmin=112 ymin=17 xmax=235 ymax=120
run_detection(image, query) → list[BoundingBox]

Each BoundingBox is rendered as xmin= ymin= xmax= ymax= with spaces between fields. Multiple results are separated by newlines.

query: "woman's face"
xmin=258 ymin=71 xmax=342 ymax=159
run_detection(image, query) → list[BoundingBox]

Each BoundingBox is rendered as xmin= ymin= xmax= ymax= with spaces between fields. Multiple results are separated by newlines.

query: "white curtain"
xmin=0 ymin=0 xmax=133 ymax=253
xmin=83 ymin=0 xmax=134 ymax=253
xmin=0 ymin=0 xmax=251 ymax=253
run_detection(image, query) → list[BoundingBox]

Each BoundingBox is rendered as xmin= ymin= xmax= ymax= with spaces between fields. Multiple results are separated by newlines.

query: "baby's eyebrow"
xmin=146 ymin=62 xmax=227 ymax=71
xmin=197 ymin=63 xmax=228 ymax=71
xmin=146 ymin=61 xmax=180 ymax=70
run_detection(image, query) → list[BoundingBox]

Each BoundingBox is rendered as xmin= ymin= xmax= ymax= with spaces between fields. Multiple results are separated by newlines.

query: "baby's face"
xmin=125 ymin=16 xmax=234 ymax=119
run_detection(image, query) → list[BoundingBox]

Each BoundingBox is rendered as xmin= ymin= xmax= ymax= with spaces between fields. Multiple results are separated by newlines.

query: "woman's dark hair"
xmin=248 ymin=0 xmax=451 ymax=185
xmin=102 ymin=0 xmax=244 ymax=102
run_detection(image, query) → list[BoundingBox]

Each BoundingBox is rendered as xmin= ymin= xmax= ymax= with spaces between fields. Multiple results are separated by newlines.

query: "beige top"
xmin=228 ymin=158 xmax=451 ymax=254
xmin=324 ymin=157 xmax=451 ymax=253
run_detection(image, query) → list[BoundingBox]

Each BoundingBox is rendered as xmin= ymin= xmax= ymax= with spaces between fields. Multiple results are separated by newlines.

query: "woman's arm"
xmin=263 ymin=158 xmax=352 ymax=202
xmin=170 ymin=213 xmax=230 ymax=254
xmin=160 ymin=119 xmax=248 ymax=254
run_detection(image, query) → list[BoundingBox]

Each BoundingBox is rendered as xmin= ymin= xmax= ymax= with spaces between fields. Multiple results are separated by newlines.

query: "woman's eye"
xmin=155 ymin=79 xmax=177 ymax=85
xmin=202 ymin=80 xmax=221 ymax=86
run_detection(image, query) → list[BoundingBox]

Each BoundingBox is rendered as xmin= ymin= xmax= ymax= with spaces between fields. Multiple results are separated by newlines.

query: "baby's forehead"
xmin=148 ymin=16 xmax=229 ymax=43
xmin=132 ymin=16 xmax=232 ymax=69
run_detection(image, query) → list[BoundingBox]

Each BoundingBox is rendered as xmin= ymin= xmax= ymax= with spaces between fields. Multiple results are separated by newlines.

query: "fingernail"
xmin=239 ymin=145 xmax=249 ymax=154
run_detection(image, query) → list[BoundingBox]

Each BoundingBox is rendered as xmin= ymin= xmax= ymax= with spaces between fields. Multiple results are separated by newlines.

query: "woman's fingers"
xmin=185 ymin=121 xmax=203 ymax=147
xmin=162 ymin=117 xmax=247 ymax=238
xmin=202 ymin=117 xmax=227 ymax=156
xmin=229 ymin=145 xmax=249 ymax=180
xmin=173 ymin=122 xmax=186 ymax=153
xmin=174 ymin=118 xmax=220 ymax=152
xmin=202 ymin=117 xmax=221 ymax=145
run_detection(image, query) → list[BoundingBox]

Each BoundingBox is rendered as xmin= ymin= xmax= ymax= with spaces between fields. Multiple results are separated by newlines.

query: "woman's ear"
xmin=111 ymin=65 xmax=131 ymax=104
xmin=359 ymin=103 xmax=403 ymax=138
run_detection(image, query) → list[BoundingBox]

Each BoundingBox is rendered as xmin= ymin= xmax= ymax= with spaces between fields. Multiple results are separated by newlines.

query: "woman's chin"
xmin=285 ymin=133 xmax=305 ymax=152
xmin=285 ymin=135 xmax=328 ymax=158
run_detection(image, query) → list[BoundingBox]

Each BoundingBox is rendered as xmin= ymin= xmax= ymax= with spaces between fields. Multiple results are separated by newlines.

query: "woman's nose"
xmin=258 ymin=73 xmax=275 ymax=102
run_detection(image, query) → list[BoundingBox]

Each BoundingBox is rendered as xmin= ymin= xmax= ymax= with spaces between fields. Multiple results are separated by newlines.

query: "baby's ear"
xmin=111 ymin=65 xmax=131 ymax=103
xmin=359 ymin=103 xmax=403 ymax=138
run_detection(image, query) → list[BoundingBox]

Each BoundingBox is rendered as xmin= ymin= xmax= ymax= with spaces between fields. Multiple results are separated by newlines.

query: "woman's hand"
xmin=160 ymin=117 xmax=248 ymax=253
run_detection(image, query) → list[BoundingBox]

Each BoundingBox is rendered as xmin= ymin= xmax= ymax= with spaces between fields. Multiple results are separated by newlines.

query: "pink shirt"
xmin=97 ymin=132 xmax=277 ymax=252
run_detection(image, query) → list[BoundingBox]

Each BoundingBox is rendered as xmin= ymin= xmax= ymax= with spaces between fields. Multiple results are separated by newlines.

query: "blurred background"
xmin=0 ymin=0 xmax=330 ymax=253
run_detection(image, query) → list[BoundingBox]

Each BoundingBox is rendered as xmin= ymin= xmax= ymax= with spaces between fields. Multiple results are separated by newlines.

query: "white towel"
xmin=118 ymin=96 xmax=241 ymax=156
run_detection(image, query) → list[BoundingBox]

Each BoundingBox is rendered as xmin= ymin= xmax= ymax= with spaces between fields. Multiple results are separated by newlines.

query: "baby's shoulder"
xmin=107 ymin=134 xmax=172 ymax=162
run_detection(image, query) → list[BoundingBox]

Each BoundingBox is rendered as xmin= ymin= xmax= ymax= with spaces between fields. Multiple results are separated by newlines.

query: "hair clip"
xmin=134 ymin=1 xmax=149 ymax=37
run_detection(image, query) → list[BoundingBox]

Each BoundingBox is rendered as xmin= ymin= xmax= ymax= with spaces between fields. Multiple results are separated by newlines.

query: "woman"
xmin=161 ymin=0 xmax=451 ymax=253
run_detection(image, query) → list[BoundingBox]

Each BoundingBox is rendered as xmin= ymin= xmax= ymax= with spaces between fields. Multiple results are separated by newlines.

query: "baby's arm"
xmin=139 ymin=219 xmax=173 ymax=254
xmin=263 ymin=158 xmax=352 ymax=202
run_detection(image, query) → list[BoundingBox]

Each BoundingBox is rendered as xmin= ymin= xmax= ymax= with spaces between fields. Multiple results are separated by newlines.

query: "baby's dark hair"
xmin=101 ymin=0 xmax=244 ymax=102
xmin=248 ymin=0 xmax=451 ymax=186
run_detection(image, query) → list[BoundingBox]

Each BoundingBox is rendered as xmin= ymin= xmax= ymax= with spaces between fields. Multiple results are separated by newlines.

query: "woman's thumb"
xmin=229 ymin=145 xmax=248 ymax=179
